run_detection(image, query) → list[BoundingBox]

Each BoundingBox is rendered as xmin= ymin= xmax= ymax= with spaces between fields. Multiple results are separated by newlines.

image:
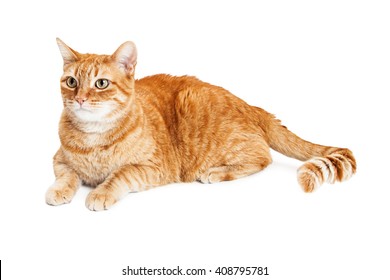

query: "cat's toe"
xmin=198 ymin=172 xmax=213 ymax=184
xmin=45 ymin=186 xmax=74 ymax=206
xmin=85 ymin=191 xmax=116 ymax=211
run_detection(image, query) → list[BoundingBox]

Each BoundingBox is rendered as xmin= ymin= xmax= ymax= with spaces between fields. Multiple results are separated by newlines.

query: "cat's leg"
xmin=85 ymin=164 xmax=161 ymax=211
xmin=199 ymin=160 xmax=271 ymax=184
xmin=199 ymin=139 xmax=272 ymax=184
xmin=46 ymin=162 xmax=81 ymax=206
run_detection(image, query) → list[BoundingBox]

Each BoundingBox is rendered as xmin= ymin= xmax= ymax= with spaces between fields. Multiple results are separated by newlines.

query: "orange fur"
xmin=46 ymin=39 xmax=357 ymax=210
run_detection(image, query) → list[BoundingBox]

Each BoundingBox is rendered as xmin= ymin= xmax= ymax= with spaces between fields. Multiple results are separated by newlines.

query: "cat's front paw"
xmin=46 ymin=184 xmax=76 ymax=206
xmin=85 ymin=188 xmax=117 ymax=211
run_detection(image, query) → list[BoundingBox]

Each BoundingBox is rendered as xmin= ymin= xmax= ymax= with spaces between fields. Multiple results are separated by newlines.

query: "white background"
xmin=1 ymin=0 xmax=389 ymax=279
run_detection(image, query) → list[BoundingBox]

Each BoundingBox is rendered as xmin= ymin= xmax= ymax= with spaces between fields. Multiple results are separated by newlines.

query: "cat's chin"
xmin=69 ymin=109 xmax=118 ymax=133
xmin=71 ymin=107 xmax=111 ymax=122
xmin=73 ymin=109 xmax=102 ymax=122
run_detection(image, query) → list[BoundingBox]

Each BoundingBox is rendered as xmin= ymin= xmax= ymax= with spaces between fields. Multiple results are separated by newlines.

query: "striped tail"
xmin=255 ymin=107 xmax=357 ymax=192
xmin=296 ymin=148 xmax=356 ymax=192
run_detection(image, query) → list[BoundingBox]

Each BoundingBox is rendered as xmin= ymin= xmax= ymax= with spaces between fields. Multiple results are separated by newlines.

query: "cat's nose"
xmin=75 ymin=96 xmax=87 ymax=105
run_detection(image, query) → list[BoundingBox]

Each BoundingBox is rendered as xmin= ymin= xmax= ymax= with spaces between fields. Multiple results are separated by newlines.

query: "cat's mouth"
xmin=69 ymin=102 xmax=114 ymax=122
xmin=73 ymin=102 xmax=94 ymax=112
xmin=72 ymin=106 xmax=95 ymax=117
xmin=75 ymin=107 xmax=93 ymax=112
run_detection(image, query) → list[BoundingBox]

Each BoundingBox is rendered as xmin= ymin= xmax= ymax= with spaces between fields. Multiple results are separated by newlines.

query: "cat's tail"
xmin=254 ymin=107 xmax=357 ymax=192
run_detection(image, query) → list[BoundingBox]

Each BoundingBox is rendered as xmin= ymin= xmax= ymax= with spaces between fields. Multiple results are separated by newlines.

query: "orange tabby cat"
xmin=46 ymin=38 xmax=356 ymax=211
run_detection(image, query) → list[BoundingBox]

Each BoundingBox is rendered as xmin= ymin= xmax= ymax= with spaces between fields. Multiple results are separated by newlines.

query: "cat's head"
xmin=56 ymin=38 xmax=137 ymax=124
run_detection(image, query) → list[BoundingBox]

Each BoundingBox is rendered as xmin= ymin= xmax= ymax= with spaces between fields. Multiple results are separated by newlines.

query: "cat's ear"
xmin=56 ymin=38 xmax=80 ymax=66
xmin=112 ymin=41 xmax=137 ymax=75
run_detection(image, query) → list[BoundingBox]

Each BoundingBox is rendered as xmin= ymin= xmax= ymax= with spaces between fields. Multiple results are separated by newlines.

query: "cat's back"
xmin=135 ymin=74 xmax=225 ymax=123
xmin=135 ymin=74 xmax=205 ymax=99
xmin=135 ymin=74 xmax=245 ymax=111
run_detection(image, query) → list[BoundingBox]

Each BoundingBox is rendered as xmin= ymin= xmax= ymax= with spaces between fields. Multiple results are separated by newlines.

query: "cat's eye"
xmin=95 ymin=79 xmax=110 ymax=89
xmin=66 ymin=77 xmax=78 ymax=88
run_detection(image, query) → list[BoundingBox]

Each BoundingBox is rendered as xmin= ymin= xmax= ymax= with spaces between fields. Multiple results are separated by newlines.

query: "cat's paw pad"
xmin=46 ymin=185 xmax=75 ymax=206
xmin=85 ymin=189 xmax=116 ymax=211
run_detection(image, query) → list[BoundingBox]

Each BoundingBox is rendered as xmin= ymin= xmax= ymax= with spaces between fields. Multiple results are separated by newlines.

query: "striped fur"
xmin=261 ymin=113 xmax=357 ymax=192
xmin=297 ymin=149 xmax=356 ymax=192
xmin=46 ymin=39 xmax=357 ymax=211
